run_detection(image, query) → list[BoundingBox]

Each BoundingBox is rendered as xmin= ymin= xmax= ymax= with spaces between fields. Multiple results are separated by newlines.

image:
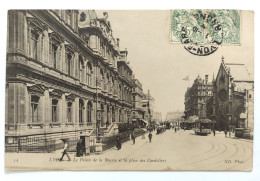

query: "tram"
xmin=194 ymin=119 xmax=212 ymax=135
xmin=180 ymin=121 xmax=193 ymax=130
xmin=181 ymin=116 xmax=198 ymax=130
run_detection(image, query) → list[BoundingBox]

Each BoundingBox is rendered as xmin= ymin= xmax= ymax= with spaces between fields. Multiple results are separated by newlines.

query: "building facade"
xmin=131 ymin=78 xmax=145 ymax=126
xmin=142 ymin=91 xmax=155 ymax=125
xmin=5 ymin=10 xmax=134 ymax=152
xmin=208 ymin=57 xmax=254 ymax=131
xmin=184 ymin=75 xmax=213 ymax=119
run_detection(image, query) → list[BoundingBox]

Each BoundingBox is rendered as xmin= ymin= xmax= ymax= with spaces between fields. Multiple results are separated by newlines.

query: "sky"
xmin=96 ymin=10 xmax=254 ymax=120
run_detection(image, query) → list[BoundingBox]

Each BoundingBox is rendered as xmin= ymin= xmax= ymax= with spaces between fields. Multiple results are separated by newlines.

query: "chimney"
xmin=205 ymin=75 xmax=208 ymax=84
xmin=116 ymin=38 xmax=120 ymax=47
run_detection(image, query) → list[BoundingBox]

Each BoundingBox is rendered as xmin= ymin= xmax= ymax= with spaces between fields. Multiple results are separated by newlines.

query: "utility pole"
xmin=148 ymin=90 xmax=151 ymax=129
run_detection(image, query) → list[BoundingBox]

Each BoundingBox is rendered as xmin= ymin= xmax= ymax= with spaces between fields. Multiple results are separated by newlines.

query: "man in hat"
xmin=148 ymin=132 xmax=153 ymax=143
xmin=60 ymin=139 xmax=71 ymax=161
xmin=76 ymin=139 xmax=83 ymax=157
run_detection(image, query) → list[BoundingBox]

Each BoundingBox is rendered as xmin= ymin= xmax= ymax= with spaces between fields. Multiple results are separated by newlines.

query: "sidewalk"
xmin=5 ymin=131 xmax=155 ymax=171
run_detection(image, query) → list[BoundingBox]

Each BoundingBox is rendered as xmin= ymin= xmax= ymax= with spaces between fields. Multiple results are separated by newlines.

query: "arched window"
xmin=87 ymin=101 xmax=92 ymax=123
xmin=67 ymin=102 xmax=72 ymax=122
xmin=31 ymin=95 xmax=40 ymax=122
xmin=86 ymin=62 xmax=92 ymax=86
xmin=79 ymin=99 xmax=84 ymax=125
xmin=79 ymin=55 xmax=84 ymax=82
xmin=80 ymin=12 xmax=86 ymax=22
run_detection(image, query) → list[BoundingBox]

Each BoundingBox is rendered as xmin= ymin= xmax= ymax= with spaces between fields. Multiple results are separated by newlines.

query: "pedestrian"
xmin=175 ymin=127 xmax=177 ymax=133
xmin=148 ymin=132 xmax=152 ymax=143
xmin=60 ymin=139 xmax=71 ymax=161
xmin=224 ymin=130 xmax=227 ymax=138
xmin=116 ymin=134 xmax=121 ymax=150
xmin=229 ymin=130 xmax=231 ymax=137
xmin=213 ymin=129 xmax=216 ymax=136
xmin=184 ymin=127 xmax=185 ymax=131
xmin=76 ymin=139 xmax=83 ymax=157
xmin=132 ymin=133 xmax=135 ymax=145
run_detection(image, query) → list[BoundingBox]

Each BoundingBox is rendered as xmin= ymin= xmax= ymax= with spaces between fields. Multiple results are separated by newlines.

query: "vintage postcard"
xmin=5 ymin=10 xmax=254 ymax=171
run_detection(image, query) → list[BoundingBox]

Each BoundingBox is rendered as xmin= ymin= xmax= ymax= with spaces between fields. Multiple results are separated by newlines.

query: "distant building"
xmin=142 ymin=90 xmax=155 ymax=125
xmin=209 ymin=57 xmax=254 ymax=131
xmin=184 ymin=74 xmax=213 ymax=119
xmin=153 ymin=112 xmax=162 ymax=123
xmin=166 ymin=111 xmax=184 ymax=126
xmin=132 ymin=78 xmax=145 ymax=126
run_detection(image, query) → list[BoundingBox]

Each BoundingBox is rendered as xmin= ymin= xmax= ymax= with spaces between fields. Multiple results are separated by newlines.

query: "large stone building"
xmin=207 ymin=57 xmax=254 ymax=131
xmin=5 ymin=10 xmax=134 ymax=152
xmin=131 ymin=78 xmax=145 ymax=126
xmin=184 ymin=75 xmax=213 ymax=119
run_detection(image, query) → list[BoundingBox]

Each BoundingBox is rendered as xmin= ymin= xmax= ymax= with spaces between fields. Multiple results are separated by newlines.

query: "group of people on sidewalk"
xmin=59 ymin=130 xmax=155 ymax=161
xmin=115 ymin=131 xmax=154 ymax=150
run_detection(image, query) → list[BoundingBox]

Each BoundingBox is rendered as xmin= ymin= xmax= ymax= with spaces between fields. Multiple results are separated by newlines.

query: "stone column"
xmin=7 ymin=83 xmax=24 ymax=125
xmin=75 ymin=97 xmax=79 ymax=125
xmin=7 ymin=10 xmax=27 ymax=55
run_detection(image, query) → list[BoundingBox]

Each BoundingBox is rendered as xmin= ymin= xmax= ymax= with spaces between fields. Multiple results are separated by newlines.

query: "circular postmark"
xmin=171 ymin=10 xmax=240 ymax=56
xmin=180 ymin=11 xmax=223 ymax=56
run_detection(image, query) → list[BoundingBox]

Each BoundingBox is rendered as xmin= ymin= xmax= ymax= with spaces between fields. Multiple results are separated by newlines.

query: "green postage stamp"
xmin=170 ymin=10 xmax=241 ymax=55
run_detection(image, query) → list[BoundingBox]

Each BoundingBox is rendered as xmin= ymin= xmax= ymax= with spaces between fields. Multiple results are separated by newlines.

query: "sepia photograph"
xmin=4 ymin=9 xmax=255 ymax=172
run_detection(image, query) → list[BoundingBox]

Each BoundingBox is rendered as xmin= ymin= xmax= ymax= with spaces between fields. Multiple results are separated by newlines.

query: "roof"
xmin=199 ymin=119 xmax=212 ymax=123
xmin=225 ymin=63 xmax=253 ymax=81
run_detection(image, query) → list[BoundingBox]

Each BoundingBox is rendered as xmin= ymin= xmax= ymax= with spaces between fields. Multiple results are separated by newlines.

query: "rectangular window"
xmin=30 ymin=31 xmax=38 ymax=59
xmin=66 ymin=53 xmax=72 ymax=76
xmin=52 ymin=99 xmax=58 ymax=122
xmin=51 ymin=44 xmax=58 ymax=69
xmin=67 ymin=102 xmax=72 ymax=122
xmin=31 ymin=95 xmax=39 ymax=122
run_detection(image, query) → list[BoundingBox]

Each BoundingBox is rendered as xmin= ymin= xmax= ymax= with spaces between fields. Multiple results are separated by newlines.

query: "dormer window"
xmin=80 ymin=12 xmax=86 ymax=22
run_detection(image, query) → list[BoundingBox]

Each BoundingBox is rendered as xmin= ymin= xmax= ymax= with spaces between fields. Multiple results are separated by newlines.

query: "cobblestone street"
xmin=5 ymin=129 xmax=253 ymax=171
